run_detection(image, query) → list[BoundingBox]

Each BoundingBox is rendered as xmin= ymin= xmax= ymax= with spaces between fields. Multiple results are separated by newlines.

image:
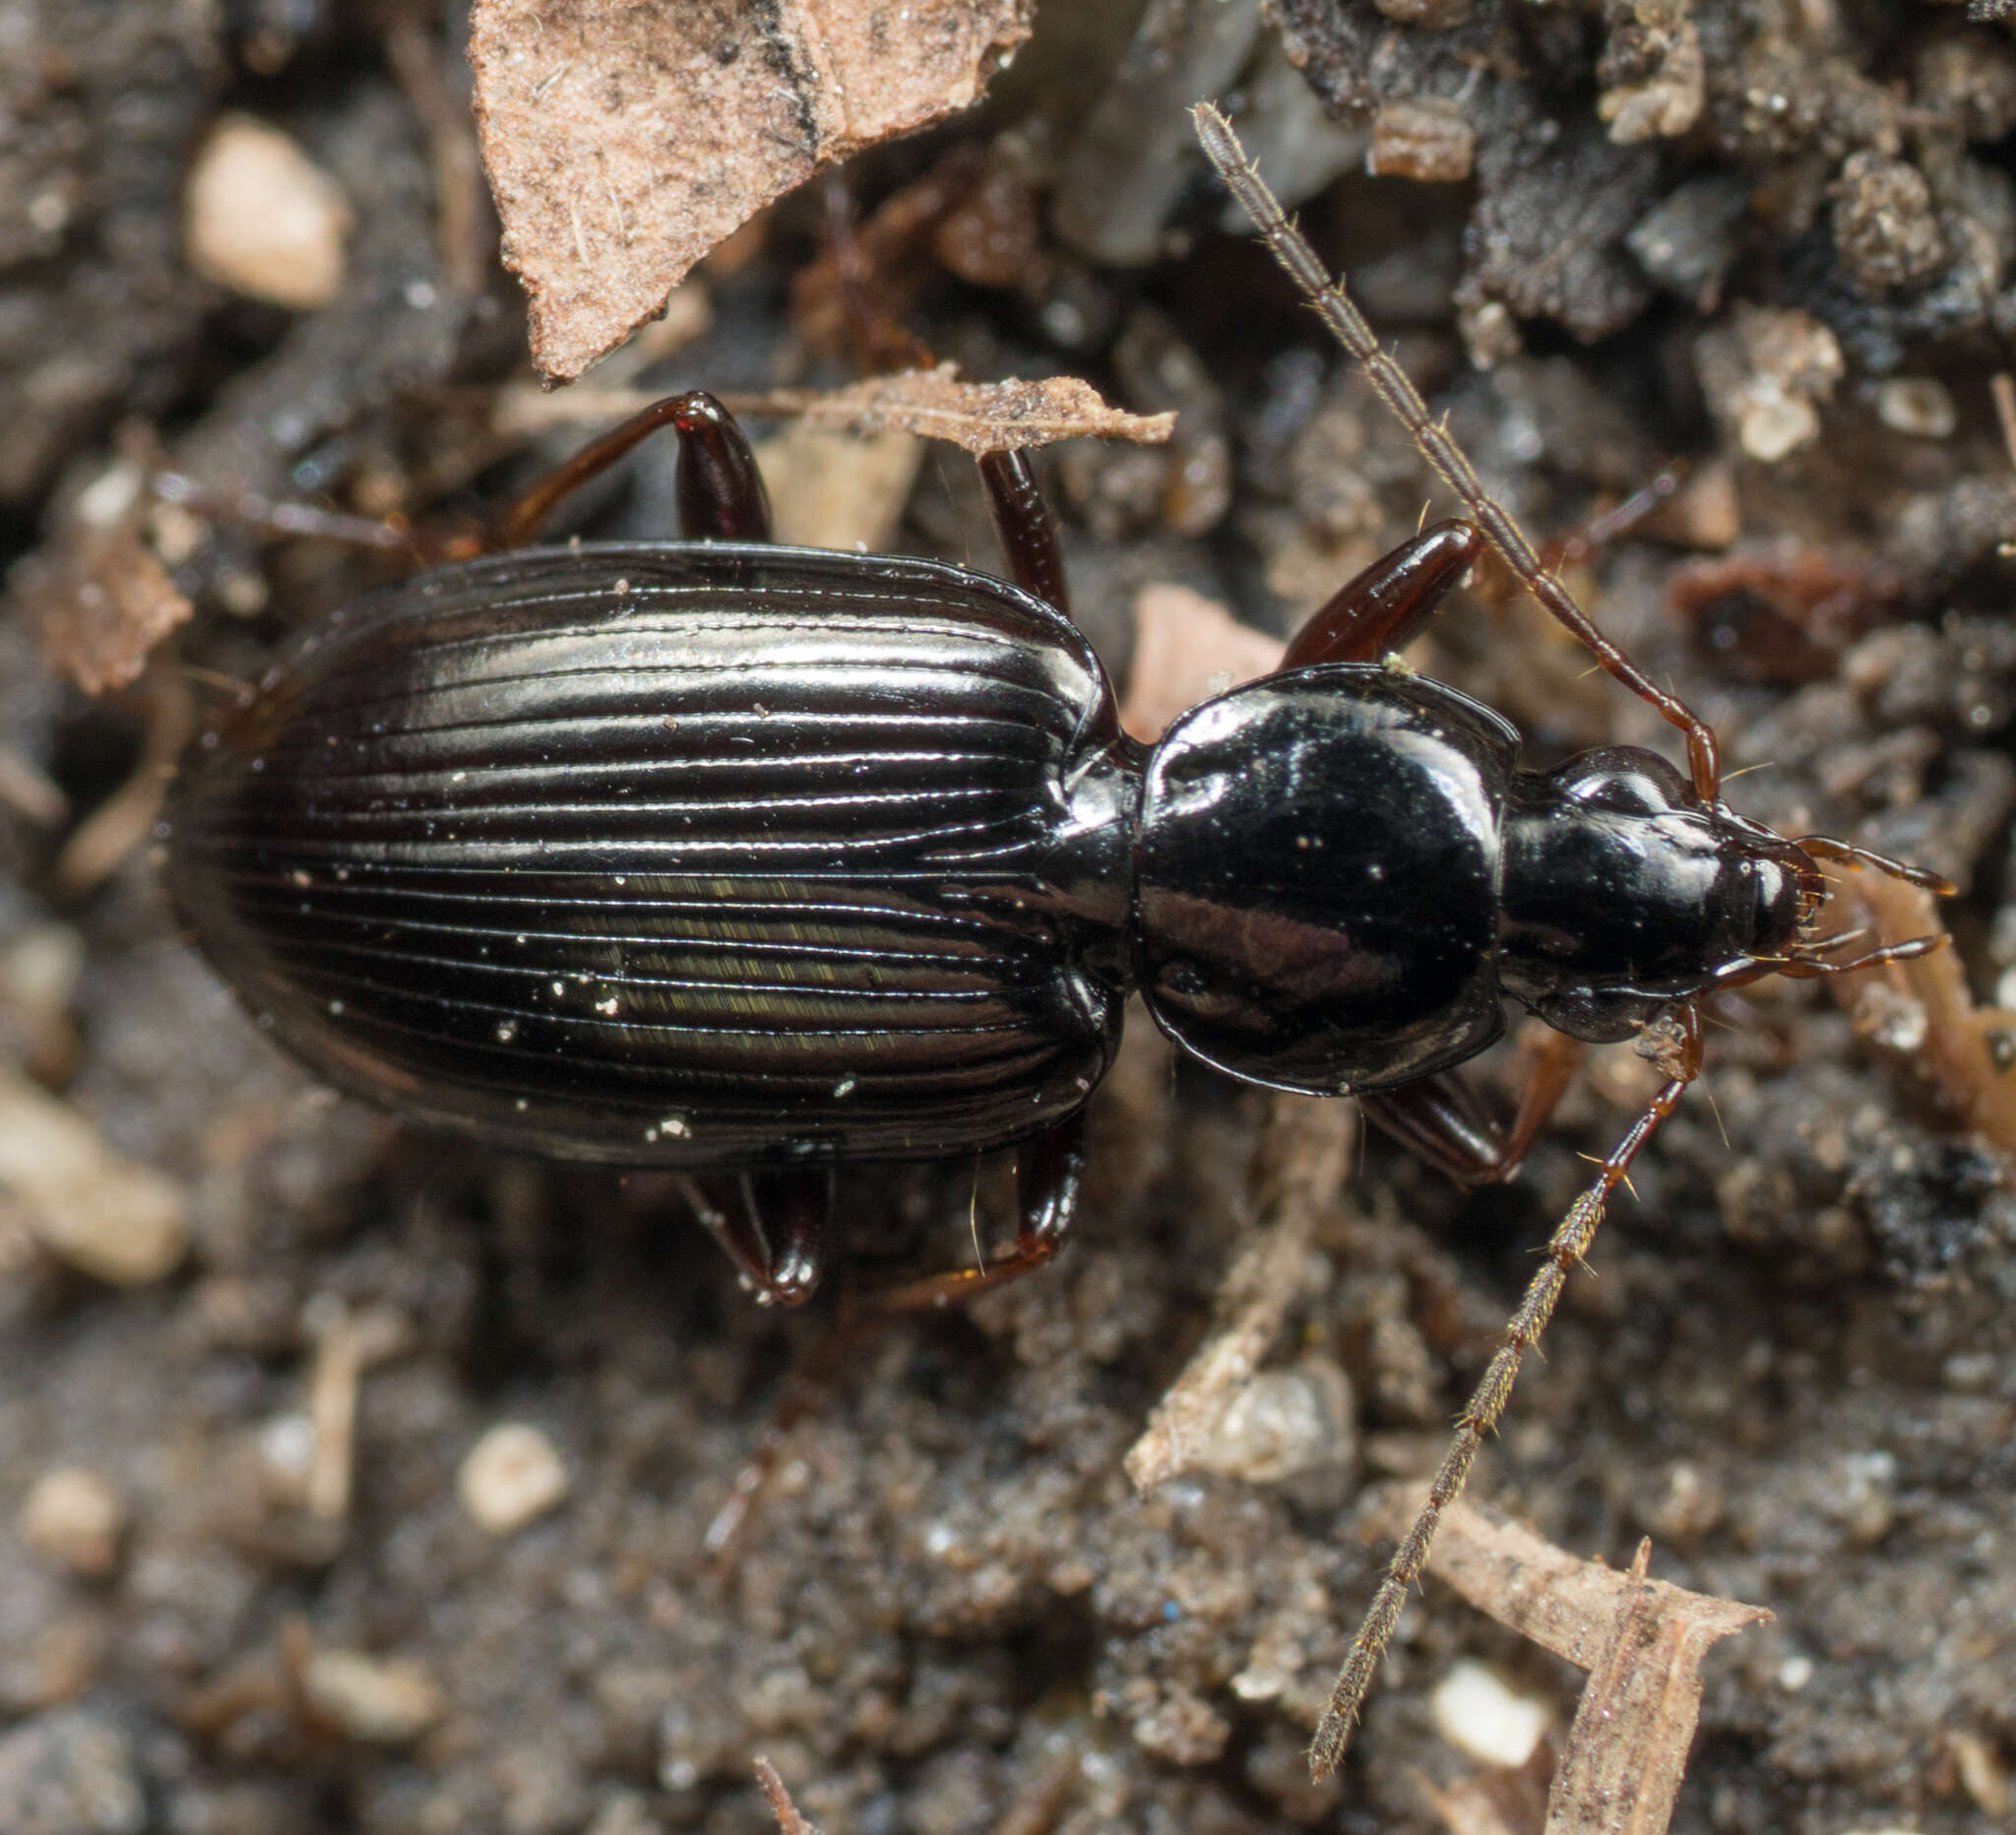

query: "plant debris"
xmin=3 ymin=3 xmax=2015 ymax=1831
xmin=470 ymin=0 xmax=1036 ymax=382
xmin=1125 ymin=1095 xmax=1354 ymax=1491
xmin=500 ymin=364 xmax=1173 ymax=454
xmin=1362 ymin=1491 xmax=1770 ymax=1835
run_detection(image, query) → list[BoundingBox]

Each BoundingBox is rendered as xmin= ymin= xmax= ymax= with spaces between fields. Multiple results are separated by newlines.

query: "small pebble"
xmin=1875 ymin=377 xmax=1956 ymax=439
xmin=302 ymin=1649 xmax=444 ymax=1743
xmin=1427 ymin=1658 xmax=1548 ymax=1767
xmin=1367 ymin=98 xmax=1475 ymax=182
xmin=1184 ymin=1361 xmax=1355 ymax=1484
xmin=0 ymin=1707 xmax=144 ymax=1834
xmin=459 ymin=1423 xmax=570 ymax=1535
xmin=1695 ymin=305 xmax=1844 ymax=464
xmin=183 ymin=114 xmax=351 ymax=309
xmin=0 ymin=1068 xmax=188 ymax=1286
xmin=18 ymin=1469 xmax=126 ymax=1577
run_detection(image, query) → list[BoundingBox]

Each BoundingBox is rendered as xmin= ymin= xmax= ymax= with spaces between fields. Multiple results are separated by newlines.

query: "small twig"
xmin=1125 ymin=1093 xmax=1353 ymax=1491
xmin=1991 ymin=372 xmax=2016 ymax=475
xmin=754 ymin=1755 xmax=824 ymax=1835
xmin=382 ymin=9 xmax=490 ymax=295
xmin=1359 ymin=1491 xmax=1768 ymax=1835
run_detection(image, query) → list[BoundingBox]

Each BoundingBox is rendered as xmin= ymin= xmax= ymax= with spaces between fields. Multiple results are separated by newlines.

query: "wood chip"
xmin=1120 ymin=582 xmax=1286 ymax=741
xmin=1830 ymin=872 xmax=2016 ymax=1156
xmin=1360 ymin=1491 xmax=1769 ymax=1835
xmin=0 ymin=1065 xmax=189 ymax=1286
xmin=470 ymin=1 xmax=1036 ymax=383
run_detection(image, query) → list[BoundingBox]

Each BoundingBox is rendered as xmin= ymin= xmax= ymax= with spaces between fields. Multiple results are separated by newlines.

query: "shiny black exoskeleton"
xmin=165 ymin=392 xmax=1822 ymax=1305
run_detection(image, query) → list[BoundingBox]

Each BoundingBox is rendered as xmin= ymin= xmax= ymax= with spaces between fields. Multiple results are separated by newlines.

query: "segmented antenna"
xmin=1190 ymin=101 xmax=1952 ymax=1782
xmin=1189 ymin=102 xmax=1725 ymax=802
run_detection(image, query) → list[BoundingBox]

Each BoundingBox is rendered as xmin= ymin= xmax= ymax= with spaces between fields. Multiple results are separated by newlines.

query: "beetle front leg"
xmin=1358 ymin=1028 xmax=1582 ymax=1185
xmin=1278 ymin=521 xmax=1483 ymax=671
xmin=870 ymin=1111 xmax=1089 ymax=1312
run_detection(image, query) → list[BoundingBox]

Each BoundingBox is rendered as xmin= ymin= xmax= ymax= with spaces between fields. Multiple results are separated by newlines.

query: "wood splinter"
xmin=1361 ymin=1489 xmax=1770 ymax=1835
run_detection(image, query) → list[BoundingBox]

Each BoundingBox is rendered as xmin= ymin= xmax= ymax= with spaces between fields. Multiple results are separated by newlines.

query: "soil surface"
xmin=1 ymin=3 xmax=2013 ymax=1833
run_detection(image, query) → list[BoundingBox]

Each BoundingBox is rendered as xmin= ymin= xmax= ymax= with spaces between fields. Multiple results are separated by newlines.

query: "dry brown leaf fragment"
xmin=18 ymin=441 xmax=193 ymax=695
xmin=495 ymin=365 xmax=1174 ymax=455
xmin=470 ymin=1 xmax=1035 ymax=383
xmin=740 ymin=366 xmax=1175 ymax=454
xmin=1121 ymin=582 xmax=1286 ymax=741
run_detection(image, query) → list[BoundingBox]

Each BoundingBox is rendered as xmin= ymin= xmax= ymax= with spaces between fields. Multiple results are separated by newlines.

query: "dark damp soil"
xmin=0 ymin=2 xmax=2012 ymax=1831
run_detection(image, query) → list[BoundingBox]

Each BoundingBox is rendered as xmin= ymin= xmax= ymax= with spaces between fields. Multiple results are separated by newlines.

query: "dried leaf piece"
xmin=738 ymin=366 xmax=1174 ymax=454
xmin=1121 ymin=582 xmax=1286 ymax=742
xmin=495 ymin=365 xmax=1174 ymax=455
xmin=1360 ymin=1492 xmax=1769 ymax=1835
xmin=471 ymin=2 xmax=1035 ymax=383
xmin=19 ymin=440 xmax=193 ymax=695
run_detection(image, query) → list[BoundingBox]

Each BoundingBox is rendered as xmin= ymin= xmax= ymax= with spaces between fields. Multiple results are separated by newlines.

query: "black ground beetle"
xmin=160 ymin=104 xmax=1952 ymax=1782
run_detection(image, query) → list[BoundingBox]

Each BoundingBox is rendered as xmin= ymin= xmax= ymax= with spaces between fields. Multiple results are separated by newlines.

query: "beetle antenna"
xmin=1306 ymin=1007 xmax=1705 ymax=1780
xmin=1793 ymin=833 xmax=1957 ymax=897
xmin=1191 ymin=102 xmax=1723 ymax=805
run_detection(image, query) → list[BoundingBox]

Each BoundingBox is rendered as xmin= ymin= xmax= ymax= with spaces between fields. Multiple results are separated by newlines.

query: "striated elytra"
xmin=163 ymin=390 xmax=1868 ymax=1308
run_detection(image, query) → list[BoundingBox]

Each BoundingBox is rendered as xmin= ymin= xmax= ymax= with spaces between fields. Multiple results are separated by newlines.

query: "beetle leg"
xmin=485 ymin=390 xmax=774 ymax=549
xmin=869 ymin=1111 xmax=1089 ymax=1312
xmin=1279 ymin=521 xmax=1484 ymax=670
xmin=977 ymin=449 xmax=1071 ymax=618
xmin=675 ymin=1168 xmax=829 ymax=1307
xmin=1357 ymin=1028 xmax=1582 ymax=1184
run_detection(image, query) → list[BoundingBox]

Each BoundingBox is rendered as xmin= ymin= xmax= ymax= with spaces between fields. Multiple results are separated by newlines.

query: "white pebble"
xmin=1428 ymin=1658 xmax=1549 ymax=1768
xmin=1184 ymin=1360 xmax=1354 ymax=1484
xmin=18 ymin=1467 xmax=127 ymax=1576
xmin=184 ymin=114 xmax=351 ymax=309
xmin=302 ymin=1649 xmax=444 ymax=1743
xmin=458 ymin=1423 xmax=570 ymax=1535
xmin=1874 ymin=376 xmax=1955 ymax=440
xmin=0 ymin=1067 xmax=188 ymax=1285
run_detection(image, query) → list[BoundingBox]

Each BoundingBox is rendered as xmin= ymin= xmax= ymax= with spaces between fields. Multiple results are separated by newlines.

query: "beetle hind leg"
xmin=977 ymin=449 xmax=1071 ymax=618
xmin=487 ymin=390 xmax=774 ymax=550
xmin=676 ymin=1167 xmax=830 ymax=1307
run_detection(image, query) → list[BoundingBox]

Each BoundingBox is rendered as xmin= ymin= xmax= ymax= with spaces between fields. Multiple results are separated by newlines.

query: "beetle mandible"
xmin=160 ymin=106 xmax=1951 ymax=1781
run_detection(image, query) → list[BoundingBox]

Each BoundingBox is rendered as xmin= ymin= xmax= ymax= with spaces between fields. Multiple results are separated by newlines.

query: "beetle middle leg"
xmin=976 ymin=448 xmax=1071 ymax=616
xmin=869 ymin=1111 xmax=1090 ymax=1313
